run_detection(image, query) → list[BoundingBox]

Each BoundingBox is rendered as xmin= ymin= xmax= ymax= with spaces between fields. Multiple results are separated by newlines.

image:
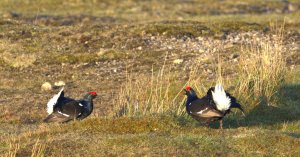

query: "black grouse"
xmin=184 ymin=84 xmax=244 ymax=129
xmin=44 ymin=87 xmax=97 ymax=123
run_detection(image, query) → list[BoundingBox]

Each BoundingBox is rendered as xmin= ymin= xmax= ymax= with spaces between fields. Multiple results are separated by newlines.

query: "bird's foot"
xmin=219 ymin=120 xmax=223 ymax=129
xmin=206 ymin=122 xmax=210 ymax=128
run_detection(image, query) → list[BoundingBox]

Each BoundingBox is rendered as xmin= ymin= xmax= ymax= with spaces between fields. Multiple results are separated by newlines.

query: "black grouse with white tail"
xmin=184 ymin=84 xmax=244 ymax=129
xmin=43 ymin=87 xmax=97 ymax=123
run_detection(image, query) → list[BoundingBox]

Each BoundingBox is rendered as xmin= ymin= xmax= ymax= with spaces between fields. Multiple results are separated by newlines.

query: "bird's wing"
xmin=188 ymin=99 xmax=208 ymax=112
xmin=59 ymin=101 xmax=84 ymax=118
xmin=194 ymin=108 xmax=223 ymax=118
xmin=46 ymin=87 xmax=64 ymax=115
xmin=188 ymin=99 xmax=224 ymax=118
xmin=43 ymin=112 xmax=73 ymax=123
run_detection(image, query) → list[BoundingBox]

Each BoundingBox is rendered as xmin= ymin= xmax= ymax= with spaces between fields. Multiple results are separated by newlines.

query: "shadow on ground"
xmin=224 ymin=84 xmax=300 ymax=129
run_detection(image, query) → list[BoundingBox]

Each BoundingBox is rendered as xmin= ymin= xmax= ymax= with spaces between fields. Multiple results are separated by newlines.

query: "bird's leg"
xmin=206 ymin=121 xmax=210 ymax=128
xmin=219 ymin=119 xmax=223 ymax=129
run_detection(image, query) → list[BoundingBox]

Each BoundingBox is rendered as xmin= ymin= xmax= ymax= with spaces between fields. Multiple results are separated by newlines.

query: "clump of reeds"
xmin=236 ymin=23 xmax=287 ymax=109
xmin=114 ymin=53 xmax=186 ymax=116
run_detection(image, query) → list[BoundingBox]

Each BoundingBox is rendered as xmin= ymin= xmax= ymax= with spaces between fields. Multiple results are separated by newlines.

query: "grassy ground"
xmin=0 ymin=0 xmax=300 ymax=156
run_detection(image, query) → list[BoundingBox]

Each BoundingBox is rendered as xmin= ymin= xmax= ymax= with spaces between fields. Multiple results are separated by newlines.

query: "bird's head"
xmin=184 ymin=86 xmax=199 ymax=105
xmin=89 ymin=91 xmax=97 ymax=99
xmin=184 ymin=86 xmax=197 ymax=97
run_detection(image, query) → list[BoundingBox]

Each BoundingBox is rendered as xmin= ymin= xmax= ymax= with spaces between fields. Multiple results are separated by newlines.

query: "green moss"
xmin=51 ymin=53 xmax=98 ymax=64
xmin=99 ymin=49 xmax=128 ymax=60
xmin=142 ymin=22 xmax=212 ymax=38
xmin=82 ymin=116 xmax=170 ymax=134
xmin=209 ymin=21 xmax=266 ymax=34
xmin=139 ymin=21 xmax=266 ymax=39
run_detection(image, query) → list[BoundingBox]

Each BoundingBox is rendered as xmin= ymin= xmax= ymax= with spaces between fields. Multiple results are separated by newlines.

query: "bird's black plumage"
xmin=184 ymin=86 xmax=244 ymax=129
xmin=185 ymin=87 xmax=224 ymax=127
xmin=44 ymin=89 xmax=97 ymax=123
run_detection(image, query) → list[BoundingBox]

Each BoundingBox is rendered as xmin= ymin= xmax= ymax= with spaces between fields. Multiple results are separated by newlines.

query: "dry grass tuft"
xmin=1 ymin=52 xmax=36 ymax=68
xmin=114 ymin=54 xmax=186 ymax=116
xmin=236 ymin=23 xmax=287 ymax=109
xmin=0 ymin=40 xmax=37 ymax=68
xmin=6 ymin=139 xmax=20 ymax=157
xmin=30 ymin=139 xmax=47 ymax=157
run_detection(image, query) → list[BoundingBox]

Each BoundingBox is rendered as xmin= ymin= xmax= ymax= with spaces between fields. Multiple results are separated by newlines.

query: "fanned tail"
xmin=211 ymin=84 xmax=231 ymax=112
xmin=46 ymin=87 xmax=64 ymax=114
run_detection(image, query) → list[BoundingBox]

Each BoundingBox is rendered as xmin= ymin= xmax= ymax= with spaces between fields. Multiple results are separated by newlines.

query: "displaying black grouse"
xmin=44 ymin=87 xmax=97 ymax=123
xmin=184 ymin=84 xmax=244 ymax=129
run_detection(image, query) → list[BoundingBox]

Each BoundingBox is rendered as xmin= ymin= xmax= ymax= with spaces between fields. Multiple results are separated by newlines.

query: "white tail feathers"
xmin=211 ymin=84 xmax=231 ymax=111
xmin=46 ymin=87 xmax=64 ymax=114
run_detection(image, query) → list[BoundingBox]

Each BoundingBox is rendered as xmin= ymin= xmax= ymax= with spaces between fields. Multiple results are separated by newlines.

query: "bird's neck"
xmin=185 ymin=94 xmax=198 ymax=112
xmin=82 ymin=94 xmax=94 ymax=114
